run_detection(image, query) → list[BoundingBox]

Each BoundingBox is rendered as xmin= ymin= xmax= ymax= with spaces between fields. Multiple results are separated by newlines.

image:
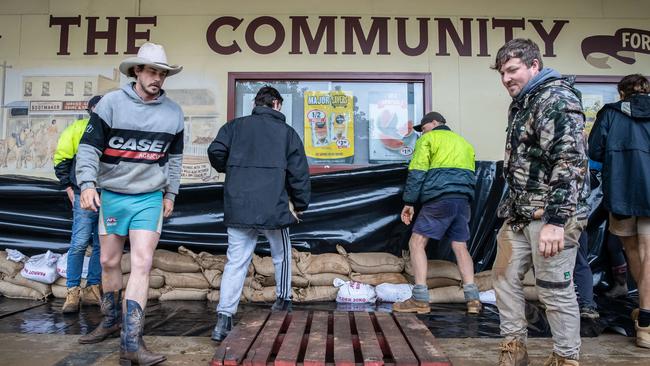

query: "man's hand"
xmin=163 ymin=198 xmax=174 ymax=218
xmin=539 ymin=224 xmax=564 ymax=258
xmin=65 ymin=186 xmax=75 ymax=204
xmin=401 ymin=205 xmax=415 ymax=225
xmin=80 ymin=188 xmax=101 ymax=212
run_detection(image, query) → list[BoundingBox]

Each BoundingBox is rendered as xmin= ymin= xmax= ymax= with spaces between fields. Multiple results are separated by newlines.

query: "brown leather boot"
xmin=82 ymin=284 xmax=102 ymax=306
xmin=78 ymin=290 xmax=122 ymax=344
xmin=62 ymin=286 xmax=81 ymax=313
xmin=542 ymin=352 xmax=579 ymax=366
xmin=497 ymin=339 xmax=529 ymax=366
xmin=119 ymin=299 xmax=166 ymax=366
xmin=467 ymin=299 xmax=482 ymax=314
xmin=392 ymin=297 xmax=430 ymax=314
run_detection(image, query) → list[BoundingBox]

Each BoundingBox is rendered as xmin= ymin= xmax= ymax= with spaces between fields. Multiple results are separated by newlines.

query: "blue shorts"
xmin=98 ymin=190 xmax=163 ymax=236
xmin=412 ymin=197 xmax=471 ymax=242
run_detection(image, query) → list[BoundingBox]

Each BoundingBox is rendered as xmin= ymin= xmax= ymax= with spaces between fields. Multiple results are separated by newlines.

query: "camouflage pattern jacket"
xmin=497 ymin=76 xmax=588 ymax=230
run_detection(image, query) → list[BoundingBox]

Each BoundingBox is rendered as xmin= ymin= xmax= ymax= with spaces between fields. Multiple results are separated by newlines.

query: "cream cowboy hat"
xmin=119 ymin=42 xmax=183 ymax=77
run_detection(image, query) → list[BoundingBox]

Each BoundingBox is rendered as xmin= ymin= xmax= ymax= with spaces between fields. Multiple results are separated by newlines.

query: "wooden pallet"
xmin=210 ymin=310 xmax=451 ymax=366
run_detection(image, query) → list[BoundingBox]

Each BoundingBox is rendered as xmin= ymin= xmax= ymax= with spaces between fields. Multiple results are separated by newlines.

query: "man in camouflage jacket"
xmin=491 ymin=39 xmax=587 ymax=366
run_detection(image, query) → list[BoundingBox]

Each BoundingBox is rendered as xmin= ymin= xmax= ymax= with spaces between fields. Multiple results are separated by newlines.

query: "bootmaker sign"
xmin=49 ymin=15 xmax=649 ymax=68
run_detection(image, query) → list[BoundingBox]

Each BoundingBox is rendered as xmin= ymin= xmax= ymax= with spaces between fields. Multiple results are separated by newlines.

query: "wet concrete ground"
xmin=0 ymin=296 xmax=645 ymax=365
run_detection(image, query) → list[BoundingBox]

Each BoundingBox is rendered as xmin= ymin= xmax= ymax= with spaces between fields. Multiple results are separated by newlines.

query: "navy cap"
xmin=413 ymin=111 xmax=446 ymax=132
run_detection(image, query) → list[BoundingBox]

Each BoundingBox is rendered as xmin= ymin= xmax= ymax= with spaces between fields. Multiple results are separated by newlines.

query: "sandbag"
xmin=252 ymin=254 xmax=301 ymax=277
xmin=121 ymin=269 xmax=165 ymax=289
xmin=152 ymin=249 xmax=200 ymax=273
xmin=51 ymin=284 xmax=67 ymax=299
xmin=56 ymin=253 xmax=90 ymax=279
xmin=121 ymin=253 xmax=131 ymax=273
xmin=336 ymin=245 xmax=404 ymax=274
xmin=0 ymin=250 xmax=25 ymax=276
xmin=159 ymin=288 xmax=208 ymax=301
xmin=21 ymin=251 xmax=60 ymax=284
xmin=305 ymin=273 xmax=349 ymax=286
xmin=428 ymin=285 xmax=465 ymax=304
xmin=243 ymin=286 xmax=277 ymax=302
xmin=178 ymin=246 xmax=227 ymax=271
xmin=294 ymin=286 xmax=338 ymax=302
xmin=296 ymin=253 xmax=350 ymax=275
xmin=4 ymin=273 xmax=52 ymax=297
xmin=404 ymin=257 xmax=461 ymax=281
xmin=255 ymin=274 xmax=309 ymax=288
xmin=474 ymin=270 xmax=493 ymax=291
xmin=207 ymin=290 xmax=220 ymax=302
xmin=0 ymin=280 xmax=45 ymax=300
xmin=203 ymin=270 xmax=222 ymax=289
xmin=161 ymin=271 xmax=209 ymax=289
xmin=148 ymin=288 xmax=162 ymax=300
xmin=334 ymin=278 xmax=376 ymax=303
xmin=404 ymin=274 xmax=460 ymax=288
xmin=376 ymin=283 xmax=413 ymax=303
xmin=350 ymin=272 xmax=409 ymax=286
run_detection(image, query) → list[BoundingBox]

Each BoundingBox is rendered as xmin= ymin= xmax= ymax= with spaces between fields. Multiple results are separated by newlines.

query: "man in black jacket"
xmin=207 ymin=86 xmax=310 ymax=342
xmin=589 ymin=74 xmax=650 ymax=349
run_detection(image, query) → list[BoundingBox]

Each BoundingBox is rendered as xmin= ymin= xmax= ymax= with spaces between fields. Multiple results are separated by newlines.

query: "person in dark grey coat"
xmin=207 ymin=86 xmax=310 ymax=342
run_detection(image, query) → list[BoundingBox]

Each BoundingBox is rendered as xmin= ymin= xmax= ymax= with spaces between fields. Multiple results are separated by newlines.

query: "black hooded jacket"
xmin=588 ymin=94 xmax=650 ymax=216
xmin=207 ymin=106 xmax=311 ymax=229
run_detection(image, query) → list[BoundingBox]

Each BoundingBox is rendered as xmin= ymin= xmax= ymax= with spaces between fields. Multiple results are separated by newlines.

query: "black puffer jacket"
xmin=208 ymin=106 xmax=311 ymax=229
xmin=588 ymin=94 xmax=650 ymax=216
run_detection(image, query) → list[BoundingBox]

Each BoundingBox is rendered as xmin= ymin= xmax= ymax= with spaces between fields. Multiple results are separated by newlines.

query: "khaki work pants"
xmin=493 ymin=218 xmax=584 ymax=360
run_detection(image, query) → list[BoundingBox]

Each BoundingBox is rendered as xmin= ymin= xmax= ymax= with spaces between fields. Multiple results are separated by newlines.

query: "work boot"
xmin=271 ymin=298 xmax=292 ymax=312
xmin=120 ymin=299 xmax=166 ymax=366
xmin=632 ymin=308 xmax=639 ymax=321
xmin=542 ymin=352 xmax=579 ymax=366
xmin=78 ymin=290 xmax=122 ymax=344
xmin=579 ymin=306 xmax=600 ymax=319
xmin=392 ymin=297 xmax=430 ymax=314
xmin=211 ymin=312 xmax=233 ymax=342
xmin=62 ymin=286 xmax=81 ymax=313
xmin=467 ymin=299 xmax=482 ymax=315
xmin=497 ymin=339 xmax=528 ymax=366
xmin=82 ymin=284 xmax=102 ymax=306
xmin=636 ymin=321 xmax=650 ymax=349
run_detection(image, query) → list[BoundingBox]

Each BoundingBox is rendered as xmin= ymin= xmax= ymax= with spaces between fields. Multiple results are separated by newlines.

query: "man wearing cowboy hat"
xmin=75 ymin=42 xmax=184 ymax=365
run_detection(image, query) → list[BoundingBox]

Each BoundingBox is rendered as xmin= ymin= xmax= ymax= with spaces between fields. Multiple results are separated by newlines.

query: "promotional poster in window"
xmin=303 ymin=91 xmax=355 ymax=163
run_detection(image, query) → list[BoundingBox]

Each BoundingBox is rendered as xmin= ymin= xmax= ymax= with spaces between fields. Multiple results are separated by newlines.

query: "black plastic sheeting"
xmin=0 ymin=161 xmax=612 ymax=275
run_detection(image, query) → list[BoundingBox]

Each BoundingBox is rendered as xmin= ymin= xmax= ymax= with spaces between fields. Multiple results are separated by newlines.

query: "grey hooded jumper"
xmin=76 ymin=83 xmax=184 ymax=200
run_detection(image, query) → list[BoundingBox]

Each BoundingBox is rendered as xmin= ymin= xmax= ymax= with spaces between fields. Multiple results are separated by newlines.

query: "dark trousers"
xmin=574 ymin=231 xmax=597 ymax=308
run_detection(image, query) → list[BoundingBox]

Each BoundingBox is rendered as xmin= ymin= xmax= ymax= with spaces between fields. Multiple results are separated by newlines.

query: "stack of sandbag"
xmin=403 ymin=253 xmax=464 ymax=303
xmin=438 ymin=268 xmax=538 ymax=303
xmin=177 ymin=246 xmax=254 ymax=303
xmin=292 ymin=249 xmax=350 ymax=302
xmin=150 ymin=249 xmax=209 ymax=301
xmin=0 ymin=250 xmax=52 ymax=300
xmin=337 ymin=245 xmax=407 ymax=286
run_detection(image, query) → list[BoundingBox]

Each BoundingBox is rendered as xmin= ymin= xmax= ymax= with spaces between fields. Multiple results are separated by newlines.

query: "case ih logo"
xmin=582 ymin=28 xmax=650 ymax=69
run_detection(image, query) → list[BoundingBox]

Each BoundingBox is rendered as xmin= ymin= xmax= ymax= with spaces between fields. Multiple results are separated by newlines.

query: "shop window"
xmin=574 ymin=76 xmax=621 ymax=135
xmin=229 ymin=72 xmax=430 ymax=173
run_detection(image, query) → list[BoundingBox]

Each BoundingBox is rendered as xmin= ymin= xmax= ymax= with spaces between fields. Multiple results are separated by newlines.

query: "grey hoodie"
xmin=76 ymin=83 xmax=184 ymax=200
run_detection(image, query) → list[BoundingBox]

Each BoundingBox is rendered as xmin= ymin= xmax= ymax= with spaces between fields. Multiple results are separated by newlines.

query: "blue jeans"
xmin=66 ymin=193 xmax=101 ymax=287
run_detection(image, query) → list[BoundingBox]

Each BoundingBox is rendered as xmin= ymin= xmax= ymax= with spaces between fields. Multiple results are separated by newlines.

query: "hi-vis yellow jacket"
xmin=53 ymin=118 xmax=90 ymax=190
xmin=403 ymin=125 xmax=476 ymax=204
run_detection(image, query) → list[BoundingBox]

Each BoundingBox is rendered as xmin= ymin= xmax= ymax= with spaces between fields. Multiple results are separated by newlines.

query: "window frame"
xmin=227 ymin=72 xmax=432 ymax=174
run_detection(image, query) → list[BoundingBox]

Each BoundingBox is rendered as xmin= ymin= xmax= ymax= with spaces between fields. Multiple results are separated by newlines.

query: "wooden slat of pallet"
xmin=274 ymin=311 xmax=309 ymax=366
xmin=354 ymin=312 xmax=385 ymax=366
xmin=374 ymin=313 xmax=418 ymax=366
xmin=243 ymin=311 xmax=288 ymax=366
xmin=211 ymin=311 xmax=270 ymax=366
xmin=333 ymin=312 xmax=356 ymax=366
xmin=303 ymin=311 xmax=328 ymax=366
xmin=393 ymin=314 xmax=451 ymax=366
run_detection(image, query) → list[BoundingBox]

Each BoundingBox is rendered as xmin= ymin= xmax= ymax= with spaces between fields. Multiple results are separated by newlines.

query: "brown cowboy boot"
xmin=78 ymin=290 xmax=122 ymax=344
xmin=62 ymin=286 xmax=81 ymax=313
xmin=497 ymin=339 xmax=529 ymax=366
xmin=81 ymin=284 xmax=102 ymax=306
xmin=542 ymin=352 xmax=579 ymax=366
xmin=119 ymin=299 xmax=166 ymax=366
